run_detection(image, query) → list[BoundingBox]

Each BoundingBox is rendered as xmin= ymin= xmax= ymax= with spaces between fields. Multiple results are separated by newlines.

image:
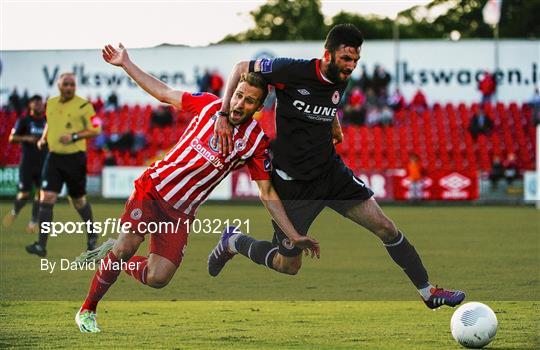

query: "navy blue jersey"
xmin=250 ymin=57 xmax=347 ymax=180
xmin=13 ymin=115 xmax=47 ymax=164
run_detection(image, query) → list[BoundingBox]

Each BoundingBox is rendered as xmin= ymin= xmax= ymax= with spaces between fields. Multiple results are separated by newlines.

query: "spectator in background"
xmin=106 ymin=91 xmax=119 ymax=111
xmin=529 ymin=87 xmax=540 ymax=125
xmin=342 ymin=87 xmax=365 ymax=125
xmin=21 ymin=90 xmax=30 ymax=110
xmin=478 ymin=71 xmax=496 ymax=105
xmin=406 ymin=153 xmax=424 ymax=200
xmin=132 ymin=132 xmax=147 ymax=153
xmin=380 ymin=106 xmax=394 ymax=126
xmin=345 ymin=65 xmax=369 ymax=97
xmin=503 ymin=153 xmax=519 ymax=186
xmin=195 ymin=68 xmax=211 ymax=92
xmin=358 ymin=66 xmax=371 ymax=92
xmin=151 ymin=105 xmax=173 ymax=127
xmin=388 ymin=88 xmax=406 ymax=113
xmin=107 ymin=132 xmax=134 ymax=152
xmin=8 ymin=88 xmax=22 ymax=114
xmin=364 ymin=87 xmax=378 ymax=107
xmin=371 ymin=64 xmax=391 ymax=98
xmin=488 ymin=155 xmax=504 ymax=190
xmin=93 ymin=95 xmax=104 ymax=113
xmin=366 ymin=105 xmax=383 ymax=127
xmin=103 ymin=147 xmax=117 ymax=166
xmin=468 ymin=106 xmax=493 ymax=140
xmin=209 ymin=69 xmax=224 ymax=96
xmin=410 ymin=88 xmax=428 ymax=113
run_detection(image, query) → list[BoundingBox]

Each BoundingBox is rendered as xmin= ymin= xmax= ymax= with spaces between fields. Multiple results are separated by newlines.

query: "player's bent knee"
xmin=145 ymin=272 xmax=172 ymax=289
xmin=17 ymin=192 xmax=30 ymax=200
xmin=71 ymin=196 xmax=87 ymax=209
xmin=281 ymin=264 xmax=301 ymax=275
xmin=375 ymin=221 xmax=398 ymax=242
xmin=274 ymin=255 xmax=302 ymax=275
xmin=40 ymin=191 xmax=57 ymax=204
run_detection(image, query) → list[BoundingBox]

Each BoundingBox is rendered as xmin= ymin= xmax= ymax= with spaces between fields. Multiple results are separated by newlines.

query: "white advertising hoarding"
xmin=101 ymin=166 xmax=231 ymax=200
xmin=1 ymin=40 xmax=538 ymax=105
xmin=524 ymin=171 xmax=537 ymax=202
xmin=102 ymin=166 xmax=146 ymax=198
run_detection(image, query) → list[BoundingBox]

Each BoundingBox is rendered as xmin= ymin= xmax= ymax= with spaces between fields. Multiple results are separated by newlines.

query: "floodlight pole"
xmin=537 ymin=124 xmax=540 ymax=209
xmin=393 ymin=16 xmax=400 ymax=90
xmin=493 ymin=23 xmax=499 ymax=102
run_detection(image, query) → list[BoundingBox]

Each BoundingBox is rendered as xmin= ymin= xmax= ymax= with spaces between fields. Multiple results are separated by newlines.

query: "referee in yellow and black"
xmin=26 ymin=72 xmax=102 ymax=257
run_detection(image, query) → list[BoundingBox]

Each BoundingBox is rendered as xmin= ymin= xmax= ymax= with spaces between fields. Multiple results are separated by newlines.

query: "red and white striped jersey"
xmin=148 ymin=92 xmax=271 ymax=217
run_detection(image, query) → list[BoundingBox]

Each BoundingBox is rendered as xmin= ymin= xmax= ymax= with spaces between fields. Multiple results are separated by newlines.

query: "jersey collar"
xmin=315 ymin=59 xmax=334 ymax=85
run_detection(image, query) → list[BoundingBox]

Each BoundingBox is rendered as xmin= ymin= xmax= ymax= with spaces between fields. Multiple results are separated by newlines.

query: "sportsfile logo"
xmin=190 ymin=138 xmax=224 ymax=169
xmin=440 ymin=172 xmax=471 ymax=199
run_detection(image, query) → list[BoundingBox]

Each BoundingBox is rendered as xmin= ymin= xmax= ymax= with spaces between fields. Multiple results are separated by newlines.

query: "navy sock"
xmin=76 ymin=203 xmax=97 ymax=248
xmin=235 ymin=235 xmax=278 ymax=269
xmin=384 ymin=231 xmax=429 ymax=289
xmin=37 ymin=203 xmax=54 ymax=248
xmin=76 ymin=202 xmax=93 ymax=222
xmin=13 ymin=197 xmax=28 ymax=215
xmin=31 ymin=200 xmax=40 ymax=223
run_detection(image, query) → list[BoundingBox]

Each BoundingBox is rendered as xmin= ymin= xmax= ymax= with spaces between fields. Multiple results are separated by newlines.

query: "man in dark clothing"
xmin=3 ymin=95 xmax=47 ymax=233
xmin=210 ymin=24 xmax=465 ymax=310
xmin=469 ymin=107 xmax=494 ymax=140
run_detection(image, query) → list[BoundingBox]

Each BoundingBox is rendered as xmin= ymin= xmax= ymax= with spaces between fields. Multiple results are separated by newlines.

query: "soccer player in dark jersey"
xmin=25 ymin=73 xmax=102 ymax=257
xmin=3 ymin=95 xmax=47 ymax=233
xmin=73 ymin=44 xmax=319 ymax=333
xmin=209 ymin=24 xmax=465 ymax=309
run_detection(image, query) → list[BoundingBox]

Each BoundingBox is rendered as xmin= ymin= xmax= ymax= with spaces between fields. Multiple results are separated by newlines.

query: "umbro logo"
xmin=297 ymin=89 xmax=310 ymax=95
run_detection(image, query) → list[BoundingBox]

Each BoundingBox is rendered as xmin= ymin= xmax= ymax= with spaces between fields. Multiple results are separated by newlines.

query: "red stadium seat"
xmin=1 ymin=100 xmax=535 ymax=175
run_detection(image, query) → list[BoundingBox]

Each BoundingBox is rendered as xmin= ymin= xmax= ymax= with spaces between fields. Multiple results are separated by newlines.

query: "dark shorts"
xmin=119 ymin=170 xmax=190 ymax=267
xmin=18 ymin=161 xmax=43 ymax=192
xmin=41 ymin=152 xmax=87 ymax=198
xmin=271 ymin=156 xmax=374 ymax=257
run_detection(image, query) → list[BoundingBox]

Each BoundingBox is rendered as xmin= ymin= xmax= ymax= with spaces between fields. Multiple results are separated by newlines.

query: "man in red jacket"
xmin=478 ymin=71 xmax=496 ymax=105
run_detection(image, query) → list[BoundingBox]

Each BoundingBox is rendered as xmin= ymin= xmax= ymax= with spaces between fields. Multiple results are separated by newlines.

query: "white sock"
xmin=227 ymin=233 xmax=242 ymax=253
xmin=418 ymin=284 xmax=434 ymax=301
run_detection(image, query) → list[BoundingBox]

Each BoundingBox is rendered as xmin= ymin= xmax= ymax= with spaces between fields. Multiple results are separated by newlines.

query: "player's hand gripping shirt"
xmin=149 ymin=92 xmax=271 ymax=217
xmin=251 ymin=58 xmax=348 ymax=180
xmin=45 ymin=95 xmax=101 ymax=154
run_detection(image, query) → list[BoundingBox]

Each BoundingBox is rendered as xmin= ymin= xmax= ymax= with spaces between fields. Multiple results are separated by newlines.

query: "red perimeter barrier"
xmin=393 ymin=170 xmax=479 ymax=200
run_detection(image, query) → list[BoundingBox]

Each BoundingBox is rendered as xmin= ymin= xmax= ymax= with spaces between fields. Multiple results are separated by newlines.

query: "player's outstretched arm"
xmin=213 ymin=61 xmax=249 ymax=155
xmin=102 ymin=43 xmax=184 ymax=109
xmin=255 ymin=180 xmax=320 ymax=259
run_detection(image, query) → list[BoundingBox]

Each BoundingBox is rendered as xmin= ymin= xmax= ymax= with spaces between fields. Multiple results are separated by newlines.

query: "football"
xmin=451 ymin=302 xmax=498 ymax=348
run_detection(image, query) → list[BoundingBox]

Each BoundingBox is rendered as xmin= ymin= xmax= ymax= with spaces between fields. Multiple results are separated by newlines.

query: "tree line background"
xmin=219 ymin=0 xmax=539 ymax=43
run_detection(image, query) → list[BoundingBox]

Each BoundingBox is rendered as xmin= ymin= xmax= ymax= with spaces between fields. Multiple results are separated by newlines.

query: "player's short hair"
xmin=324 ymin=23 xmax=364 ymax=53
xmin=239 ymin=72 xmax=268 ymax=105
xmin=29 ymin=94 xmax=42 ymax=103
xmin=58 ymin=72 xmax=76 ymax=84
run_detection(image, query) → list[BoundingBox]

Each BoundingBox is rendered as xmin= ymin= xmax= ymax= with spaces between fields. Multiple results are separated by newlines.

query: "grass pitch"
xmin=1 ymin=202 xmax=539 ymax=349
xmin=1 ymin=301 xmax=538 ymax=349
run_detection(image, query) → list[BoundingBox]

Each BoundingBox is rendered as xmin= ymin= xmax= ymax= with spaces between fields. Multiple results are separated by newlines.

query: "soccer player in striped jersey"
xmin=74 ymin=44 xmax=319 ymax=333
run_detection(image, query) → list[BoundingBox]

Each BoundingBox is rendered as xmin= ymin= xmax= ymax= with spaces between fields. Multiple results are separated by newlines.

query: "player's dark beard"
xmin=326 ymin=54 xmax=353 ymax=83
xmin=326 ymin=56 xmax=341 ymax=83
